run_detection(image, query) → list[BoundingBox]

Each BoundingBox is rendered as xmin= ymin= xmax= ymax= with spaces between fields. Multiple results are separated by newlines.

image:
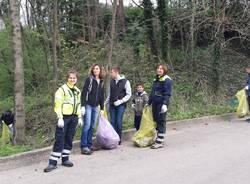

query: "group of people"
xmin=1 ymin=63 xmax=248 ymax=173
xmin=44 ymin=63 xmax=173 ymax=172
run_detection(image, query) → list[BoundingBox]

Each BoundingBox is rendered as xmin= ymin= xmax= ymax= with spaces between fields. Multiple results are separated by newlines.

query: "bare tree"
xmin=10 ymin=0 xmax=25 ymax=145
xmin=118 ymin=0 xmax=126 ymax=36
xmin=106 ymin=0 xmax=118 ymax=95
xmin=52 ymin=0 xmax=58 ymax=92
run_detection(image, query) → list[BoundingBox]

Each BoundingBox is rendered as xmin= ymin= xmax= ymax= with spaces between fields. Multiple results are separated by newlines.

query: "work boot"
xmin=151 ymin=142 xmax=164 ymax=149
xmin=81 ymin=147 xmax=92 ymax=155
xmin=44 ymin=165 xmax=57 ymax=172
xmin=62 ymin=160 xmax=73 ymax=167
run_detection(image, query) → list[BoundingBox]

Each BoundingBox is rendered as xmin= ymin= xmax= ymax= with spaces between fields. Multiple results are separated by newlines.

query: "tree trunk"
xmin=143 ymin=0 xmax=158 ymax=62
xmin=106 ymin=0 xmax=118 ymax=95
xmin=157 ymin=0 xmax=168 ymax=62
xmin=210 ymin=0 xmax=226 ymax=95
xmin=10 ymin=0 xmax=25 ymax=145
xmin=189 ymin=0 xmax=196 ymax=74
xmin=118 ymin=0 xmax=126 ymax=37
xmin=87 ymin=0 xmax=97 ymax=43
xmin=52 ymin=0 xmax=58 ymax=93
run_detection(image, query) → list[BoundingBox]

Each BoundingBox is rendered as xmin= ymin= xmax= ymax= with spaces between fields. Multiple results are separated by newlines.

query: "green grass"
xmin=0 ymin=140 xmax=32 ymax=157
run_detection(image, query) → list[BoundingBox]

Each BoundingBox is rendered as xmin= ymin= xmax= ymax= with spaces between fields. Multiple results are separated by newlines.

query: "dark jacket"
xmin=148 ymin=75 xmax=173 ymax=106
xmin=0 ymin=111 xmax=14 ymax=126
xmin=247 ymin=74 xmax=250 ymax=96
xmin=110 ymin=78 xmax=127 ymax=105
xmin=109 ymin=75 xmax=132 ymax=106
xmin=81 ymin=75 xmax=104 ymax=110
xmin=132 ymin=91 xmax=149 ymax=116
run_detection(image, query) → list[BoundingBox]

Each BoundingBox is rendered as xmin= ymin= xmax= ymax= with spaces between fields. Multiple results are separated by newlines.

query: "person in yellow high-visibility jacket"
xmin=44 ymin=69 xmax=83 ymax=173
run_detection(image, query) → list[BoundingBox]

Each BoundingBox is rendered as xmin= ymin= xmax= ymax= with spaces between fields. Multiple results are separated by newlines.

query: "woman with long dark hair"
xmin=80 ymin=64 xmax=105 ymax=155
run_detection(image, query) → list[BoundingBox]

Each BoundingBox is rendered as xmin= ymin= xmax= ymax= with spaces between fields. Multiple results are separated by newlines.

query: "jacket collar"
xmin=66 ymin=82 xmax=75 ymax=89
xmin=137 ymin=91 xmax=147 ymax=96
xmin=90 ymin=75 xmax=103 ymax=83
xmin=115 ymin=74 xmax=126 ymax=82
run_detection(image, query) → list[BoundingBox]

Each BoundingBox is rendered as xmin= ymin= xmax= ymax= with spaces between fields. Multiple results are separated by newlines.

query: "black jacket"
xmin=109 ymin=78 xmax=127 ymax=105
xmin=81 ymin=76 xmax=104 ymax=110
xmin=0 ymin=111 xmax=14 ymax=126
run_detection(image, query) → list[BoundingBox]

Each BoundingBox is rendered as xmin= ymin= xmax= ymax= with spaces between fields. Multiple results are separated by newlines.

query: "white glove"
xmin=131 ymin=104 xmax=135 ymax=109
xmin=160 ymin=105 xmax=168 ymax=113
xmin=78 ymin=118 xmax=83 ymax=127
xmin=114 ymin=100 xmax=123 ymax=106
xmin=57 ymin=118 xmax=64 ymax=128
xmin=81 ymin=106 xmax=86 ymax=116
xmin=245 ymin=86 xmax=249 ymax=90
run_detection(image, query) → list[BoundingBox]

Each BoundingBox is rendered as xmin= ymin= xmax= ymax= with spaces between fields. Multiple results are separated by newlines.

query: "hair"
xmin=89 ymin=64 xmax=105 ymax=79
xmin=66 ymin=69 xmax=78 ymax=80
xmin=156 ymin=63 xmax=168 ymax=75
xmin=111 ymin=66 xmax=121 ymax=73
xmin=136 ymin=83 xmax=144 ymax=88
xmin=246 ymin=65 xmax=250 ymax=69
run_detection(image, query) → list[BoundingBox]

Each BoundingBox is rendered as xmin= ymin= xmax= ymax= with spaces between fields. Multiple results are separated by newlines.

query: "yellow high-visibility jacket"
xmin=54 ymin=82 xmax=81 ymax=119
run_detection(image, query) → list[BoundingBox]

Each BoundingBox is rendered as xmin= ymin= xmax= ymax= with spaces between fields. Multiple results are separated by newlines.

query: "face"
xmin=246 ymin=67 xmax=250 ymax=74
xmin=137 ymin=85 xmax=144 ymax=93
xmin=93 ymin=65 xmax=101 ymax=77
xmin=156 ymin=65 xmax=164 ymax=76
xmin=110 ymin=69 xmax=118 ymax=79
xmin=67 ymin=73 xmax=77 ymax=85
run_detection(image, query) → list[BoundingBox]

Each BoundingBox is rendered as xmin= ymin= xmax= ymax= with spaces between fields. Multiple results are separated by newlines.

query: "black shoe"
xmin=246 ymin=118 xmax=250 ymax=123
xmin=62 ymin=160 xmax=73 ymax=167
xmin=118 ymin=141 xmax=121 ymax=145
xmin=44 ymin=165 xmax=57 ymax=172
xmin=81 ymin=148 xmax=92 ymax=155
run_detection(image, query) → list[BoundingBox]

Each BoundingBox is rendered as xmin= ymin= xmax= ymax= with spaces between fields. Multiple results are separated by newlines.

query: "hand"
xmin=81 ymin=106 xmax=85 ymax=116
xmin=57 ymin=118 xmax=64 ymax=128
xmin=78 ymin=117 xmax=83 ymax=127
xmin=114 ymin=100 xmax=123 ymax=106
xmin=160 ymin=105 xmax=168 ymax=113
xmin=245 ymin=86 xmax=249 ymax=90
xmin=131 ymin=104 xmax=135 ymax=109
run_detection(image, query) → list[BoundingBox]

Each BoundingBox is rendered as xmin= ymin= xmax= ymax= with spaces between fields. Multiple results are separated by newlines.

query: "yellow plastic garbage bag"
xmin=1 ymin=123 xmax=10 ymax=145
xmin=132 ymin=107 xmax=156 ymax=147
xmin=236 ymin=89 xmax=249 ymax=118
xmin=103 ymin=107 xmax=109 ymax=120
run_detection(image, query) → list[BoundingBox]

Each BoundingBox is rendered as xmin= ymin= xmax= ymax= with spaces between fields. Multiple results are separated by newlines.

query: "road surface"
xmin=1 ymin=116 xmax=250 ymax=184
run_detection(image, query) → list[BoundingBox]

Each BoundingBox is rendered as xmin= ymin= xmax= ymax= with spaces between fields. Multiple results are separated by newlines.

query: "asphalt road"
xmin=1 ymin=116 xmax=250 ymax=184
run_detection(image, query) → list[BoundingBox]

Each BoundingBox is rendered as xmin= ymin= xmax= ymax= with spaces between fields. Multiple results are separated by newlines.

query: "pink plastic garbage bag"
xmin=96 ymin=114 xmax=120 ymax=149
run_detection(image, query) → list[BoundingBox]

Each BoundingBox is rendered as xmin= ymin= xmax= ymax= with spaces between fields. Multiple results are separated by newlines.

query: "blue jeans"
xmin=80 ymin=105 xmax=99 ymax=148
xmin=109 ymin=104 xmax=126 ymax=139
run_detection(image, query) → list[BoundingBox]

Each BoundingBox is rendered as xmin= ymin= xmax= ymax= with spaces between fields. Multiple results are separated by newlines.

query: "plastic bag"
xmin=1 ymin=123 xmax=10 ymax=145
xmin=236 ymin=89 xmax=249 ymax=118
xmin=96 ymin=114 xmax=120 ymax=149
xmin=103 ymin=107 xmax=109 ymax=120
xmin=132 ymin=107 xmax=156 ymax=147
